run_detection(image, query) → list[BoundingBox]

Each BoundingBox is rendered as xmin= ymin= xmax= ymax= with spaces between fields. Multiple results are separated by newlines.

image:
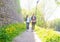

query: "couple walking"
xmin=25 ymin=14 xmax=36 ymax=31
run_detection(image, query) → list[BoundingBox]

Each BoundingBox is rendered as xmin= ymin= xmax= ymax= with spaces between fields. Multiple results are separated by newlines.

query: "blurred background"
xmin=0 ymin=0 xmax=60 ymax=42
xmin=20 ymin=0 xmax=60 ymax=31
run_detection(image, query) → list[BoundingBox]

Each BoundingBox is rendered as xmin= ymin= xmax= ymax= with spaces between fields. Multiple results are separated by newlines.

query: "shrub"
xmin=0 ymin=23 xmax=26 ymax=42
xmin=49 ymin=18 xmax=60 ymax=31
xmin=35 ymin=26 xmax=60 ymax=42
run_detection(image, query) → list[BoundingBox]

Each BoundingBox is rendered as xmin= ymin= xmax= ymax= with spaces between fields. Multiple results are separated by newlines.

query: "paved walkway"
xmin=12 ymin=26 xmax=42 ymax=42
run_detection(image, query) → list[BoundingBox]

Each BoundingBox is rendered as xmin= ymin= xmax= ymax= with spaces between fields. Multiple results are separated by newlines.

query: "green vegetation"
xmin=54 ymin=19 xmax=60 ymax=31
xmin=55 ymin=0 xmax=60 ymax=5
xmin=49 ymin=18 xmax=60 ymax=31
xmin=21 ymin=8 xmax=29 ymax=21
xmin=21 ymin=7 xmax=45 ymax=27
xmin=0 ymin=23 xmax=26 ymax=42
xmin=21 ymin=0 xmax=60 ymax=42
xmin=16 ymin=0 xmax=21 ymax=13
xmin=36 ymin=8 xmax=45 ymax=27
xmin=35 ymin=26 xmax=60 ymax=42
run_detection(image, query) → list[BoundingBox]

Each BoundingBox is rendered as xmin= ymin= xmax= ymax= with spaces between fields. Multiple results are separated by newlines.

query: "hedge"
xmin=35 ymin=26 xmax=60 ymax=42
xmin=0 ymin=23 xmax=26 ymax=42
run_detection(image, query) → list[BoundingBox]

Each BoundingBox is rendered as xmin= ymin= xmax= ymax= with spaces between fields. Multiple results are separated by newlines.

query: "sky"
xmin=20 ymin=0 xmax=40 ymax=10
xmin=44 ymin=0 xmax=60 ymax=21
xmin=20 ymin=0 xmax=60 ymax=21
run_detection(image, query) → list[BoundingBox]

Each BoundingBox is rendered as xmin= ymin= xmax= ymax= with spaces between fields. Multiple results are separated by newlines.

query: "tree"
xmin=31 ymin=4 xmax=45 ymax=27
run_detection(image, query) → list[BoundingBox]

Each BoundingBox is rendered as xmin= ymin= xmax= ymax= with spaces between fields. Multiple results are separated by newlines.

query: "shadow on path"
xmin=12 ymin=31 xmax=35 ymax=42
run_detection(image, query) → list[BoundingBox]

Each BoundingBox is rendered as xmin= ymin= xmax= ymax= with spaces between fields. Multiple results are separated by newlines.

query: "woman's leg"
xmin=26 ymin=23 xmax=29 ymax=30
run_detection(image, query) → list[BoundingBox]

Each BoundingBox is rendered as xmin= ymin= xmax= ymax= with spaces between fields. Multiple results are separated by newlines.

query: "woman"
xmin=25 ymin=15 xmax=30 ymax=31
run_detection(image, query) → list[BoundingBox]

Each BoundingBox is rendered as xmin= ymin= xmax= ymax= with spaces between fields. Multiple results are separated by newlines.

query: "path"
xmin=12 ymin=26 xmax=42 ymax=42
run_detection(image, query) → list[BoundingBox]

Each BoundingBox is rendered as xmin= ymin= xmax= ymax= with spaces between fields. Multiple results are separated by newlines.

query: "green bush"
xmin=0 ymin=23 xmax=26 ymax=42
xmin=50 ymin=18 xmax=60 ymax=31
xmin=35 ymin=26 xmax=60 ymax=42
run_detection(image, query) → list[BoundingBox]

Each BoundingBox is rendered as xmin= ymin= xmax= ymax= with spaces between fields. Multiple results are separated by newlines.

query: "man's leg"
xmin=32 ymin=23 xmax=35 ymax=31
xmin=33 ymin=24 xmax=35 ymax=30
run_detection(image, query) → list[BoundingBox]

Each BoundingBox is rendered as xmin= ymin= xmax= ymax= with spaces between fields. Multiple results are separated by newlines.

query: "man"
xmin=31 ymin=14 xmax=36 ymax=31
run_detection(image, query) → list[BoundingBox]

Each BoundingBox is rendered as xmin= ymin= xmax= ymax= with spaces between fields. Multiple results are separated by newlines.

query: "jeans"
xmin=26 ymin=22 xmax=29 ymax=30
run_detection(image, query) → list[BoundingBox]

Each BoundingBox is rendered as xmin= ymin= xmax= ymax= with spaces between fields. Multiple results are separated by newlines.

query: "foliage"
xmin=55 ymin=0 xmax=60 ymax=5
xmin=21 ymin=8 xmax=29 ymax=21
xmin=21 ymin=4 xmax=45 ymax=27
xmin=0 ymin=23 xmax=26 ymax=42
xmin=16 ymin=0 xmax=21 ymax=13
xmin=49 ymin=18 xmax=60 ymax=31
xmin=35 ymin=7 xmax=45 ymax=27
xmin=35 ymin=26 xmax=60 ymax=42
xmin=54 ymin=18 xmax=60 ymax=31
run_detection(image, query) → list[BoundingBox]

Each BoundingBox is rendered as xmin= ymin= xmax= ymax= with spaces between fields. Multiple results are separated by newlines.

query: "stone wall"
xmin=0 ymin=0 xmax=23 ymax=26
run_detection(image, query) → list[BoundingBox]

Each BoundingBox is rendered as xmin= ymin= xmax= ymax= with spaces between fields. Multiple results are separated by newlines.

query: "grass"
xmin=35 ymin=26 xmax=60 ymax=42
xmin=0 ymin=23 xmax=26 ymax=42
